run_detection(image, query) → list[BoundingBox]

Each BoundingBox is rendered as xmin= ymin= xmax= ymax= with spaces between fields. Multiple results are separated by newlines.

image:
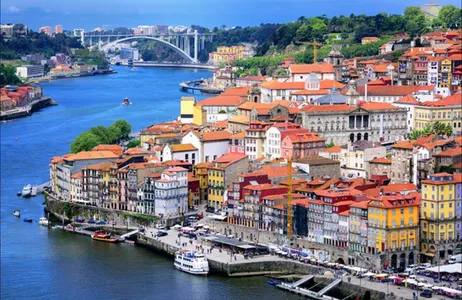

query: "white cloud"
xmin=6 ymin=6 xmax=22 ymax=13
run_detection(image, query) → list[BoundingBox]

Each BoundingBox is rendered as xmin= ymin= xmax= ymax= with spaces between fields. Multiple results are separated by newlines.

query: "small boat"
xmin=13 ymin=210 xmax=20 ymax=217
xmin=23 ymin=218 xmax=33 ymax=223
xmin=74 ymin=218 xmax=85 ymax=223
xmin=174 ymin=250 xmax=209 ymax=276
xmin=268 ymin=280 xmax=279 ymax=286
xmin=22 ymin=184 xmax=32 ymax=198
xmin=125 ymin=240 xmax=135 ymax=245
xmin=91 ymin=231 xmax=119 ymax=243
xmin=122 ymin=97 xmax=131 ymax=105
xmin=52 ymin=225 xmax=63 ymax=230
xmin=131 ymin=67 xmax=136 ymax=71
xmin=17 ymin=191 xmax=22 ymax=196
xmin=38 ymin=217 xmax=49 ymax=226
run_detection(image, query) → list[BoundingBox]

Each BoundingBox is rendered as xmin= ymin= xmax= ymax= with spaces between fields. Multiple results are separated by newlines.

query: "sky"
xmin=1 ymin=0 xmax=461 ymax=31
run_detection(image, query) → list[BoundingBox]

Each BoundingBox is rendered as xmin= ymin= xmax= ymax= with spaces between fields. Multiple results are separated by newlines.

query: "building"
xmin=182 ymin=130 xmax=232 ymax=163
xmin=162 ymin=144 xmax=198 ymax=165
xmin=39 ymin=26 xmax=52 ymax=36
xmin=265 ymin=122 xmax=308 ymax=160
xmin=301 ymin=81 xmax=408 ymax=145
xmin=414 ymin=94 xmax=462 ymax=136
xmin=245 ymin=121 xmax=272 ymax=160
xmin=228 ymin=131 xmax=246 ymax=155
xmin=69 ymin=172 xmax=84 ymax=204
xmin=420 ymin=173 xmax=462 ymax=264
xmin=208 ymin=46 xmax=246 ymax=65
xmin=153 ymin=167 xmax=188 ymax=218
xmin=50 ymin=64 xmax=78 ymax=78
xmin=55 ymin=25 xmax=63 ymax=34
xmin=292 ymin=156 xmax=341 ymax=179
xmin=361 ymin=37 xmax=380 ymax=44
xmin=51 ymin=151 xmax=120 ymax=201
xmin=367 ymin=190 xmax=420 ymax=269
xmin=339 ymin=140 xmax=386 ymax=178
xmin=281 ymin=132 xmax=325 ymax=159
xmin=1 ymin=24 xmax=27 ymax=37
xmin=368 ymin=157 xmax=392 ymax=184
xmin=207 ymin=153 xmax=249 ymax=209
xmin=349 ymin=201 xmax=369 ymax=255
xmin=195 ymin=95 xmax=245 ymax=123
xmin=120 ymin=48 xmax=140 ymax=61
xmin=82 ymin=162 xmax=118 ymax=208
xmin=288 ymin=62 xmax=335 ymax=82
xmin=16 ymin=65 xmax=45 ymax=79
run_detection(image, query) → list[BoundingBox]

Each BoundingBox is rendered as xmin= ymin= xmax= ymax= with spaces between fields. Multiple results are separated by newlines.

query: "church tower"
xmin=327 ymin=50 xmax=345 ymax=82
xmin=247 ymin=83 xmax=261 ymax=103
xmin=345 ymin=79 xmax=359 ymax=106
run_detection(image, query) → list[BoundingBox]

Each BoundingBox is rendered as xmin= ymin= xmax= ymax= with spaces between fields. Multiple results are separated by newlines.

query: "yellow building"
xmin=194 ymin=162 xmax=212 ymax=204
xmin=179 ymin=96 xmax=207 ymax=126
xmin=438 ymin=58 xmax=452 ymax=88
xmin=420 ymin=173 xmax=461 ymax=263
xmin=367 ymin=191 xmax=420 ymax=269
xmin=208 ymin=165 xmax=225 ymax=208
xmin=414 ymin=94 xmax=462 ymax=134
xmin=209 ymin=45 xmax=246 ymax=65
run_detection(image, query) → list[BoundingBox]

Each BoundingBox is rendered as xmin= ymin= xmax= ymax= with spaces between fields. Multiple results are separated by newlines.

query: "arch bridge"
xmin=81 ymin=31 xmax=214 ymax=64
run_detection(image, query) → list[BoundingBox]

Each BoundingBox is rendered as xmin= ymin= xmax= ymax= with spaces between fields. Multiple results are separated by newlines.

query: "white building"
xmin=162 ymin=143 xmax=198 ymax=165
xmin=16 ymin=65 xmax=44 ymax=79
xmin=181 ymin=130 xmax=232 ymax=163
xmin=427 ymin=57 xmax=443 ymax=86
xmin=69 ymin=172 xmax=85 ymax=204
xmin=195 ymin=95 xmax=245 ymax=123
xmin=288 ymin=62 xmax=335 ymax=82
xmin=393 ymin=95 xmax=420 ymax=132
xmin=339 ymin=140 xmax=386 ymax=178
xmin=265 ymin=122 xmax=308 ymax=160
xmin=154 ymin=167 xmax=188 ymax=218
xmin=357 ymin=84 xmax=435 ymax=104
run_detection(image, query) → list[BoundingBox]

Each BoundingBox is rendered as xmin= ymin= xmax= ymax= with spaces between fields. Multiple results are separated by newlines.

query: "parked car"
xmin=420 ymin=263 xmax=432 ymax=268
xmin=188 ymin=216 xmax=198 ymax=222
xmin=156 ymin=231 xmax=168 ymax=237
xmin=182 ymin=221 xmax=191 ymax=227
xmin=87 ymin=219 xmax=96 ymax=224
xmin=156 ymin=224 xmax=166 ymax=230
xmin=420 ymin=290 xmax=432 ymax=298
xmin=206 ymin=207 xmax=215 ymax=213
xmin=95 ymin=221 xmax=107 ymax=225
xmin=196 ymin=213 xmax=204 ymax=220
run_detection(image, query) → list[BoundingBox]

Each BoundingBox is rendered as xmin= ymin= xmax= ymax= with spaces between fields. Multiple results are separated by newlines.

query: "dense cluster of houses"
xmin=49 ymin=30 xmax=462 ymax=270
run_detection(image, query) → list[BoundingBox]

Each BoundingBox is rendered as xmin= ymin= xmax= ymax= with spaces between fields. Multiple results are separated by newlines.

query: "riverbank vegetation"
xmin=0 ymin=31 xmax=83 ymax=59
xmin=0 ymin=64 xmax=23 ymax=87
xmin=71 ymin=49 xmax=109 ymax=69
xmin=70 ymin=120 xmax=131 ymax=153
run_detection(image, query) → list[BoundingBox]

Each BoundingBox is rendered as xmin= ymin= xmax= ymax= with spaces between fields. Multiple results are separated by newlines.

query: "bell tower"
xmin=346 ymin=79 xmax=359 ymax=106
xmin=247 ymin=83 xmax=261 ymax=103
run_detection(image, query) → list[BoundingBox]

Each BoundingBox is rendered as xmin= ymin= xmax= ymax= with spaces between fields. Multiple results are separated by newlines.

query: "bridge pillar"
xmin=175 ymin=36 xmax=179 ymax=48
xmin=194 ymin=31 xmax=198 ymax=64
xmin=200 ymin=36 xmax=205 ymax=51
xmin=80 ymin=30 xmax=85 ymax=45
xmin=184 ymin=36 xmax=190 ymax=57
xmin=89 ymin=36 xmax=92 ymax=46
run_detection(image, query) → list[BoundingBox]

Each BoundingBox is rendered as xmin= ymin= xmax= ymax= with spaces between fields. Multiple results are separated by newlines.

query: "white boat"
xmin=174 ymin=250 xmax=209 ymax=276
xmin=38 ymin=217 xmax=49 ymax=226
xmin=13 ymin=210 xmax=20 ymax=217
xmin=22 ymin=184 xmax=32 ymax=198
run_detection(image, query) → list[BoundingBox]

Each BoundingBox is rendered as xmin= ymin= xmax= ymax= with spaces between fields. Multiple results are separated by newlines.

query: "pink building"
xmin=39 ymin=26 xmax=52 ymax=36
xmin=55 ymin=25 xmax=63 ymax=34
xmin=228 ymin=131 xmax=245 ymax=154
xmin=281 ymin=132 xmax=326 ymax=159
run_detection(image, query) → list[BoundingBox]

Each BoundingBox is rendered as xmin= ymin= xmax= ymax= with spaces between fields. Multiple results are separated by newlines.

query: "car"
xmin=156 ymin=231 xmax=168 ymax=237
xmin=182 ymin=221 xmax=191 ymax=227
xmin=95 ymin=220 xmax=107 ymax=225
xmin=188 ymin=216 xmax=198 ymax=222
xmin=156 ymin=224 xmax=166 ymax=230
xmin=138 ymin=227 xmax=145 ymax=232
xmin=206 ymin=207 xmax=215 ymax=213
xmin=420 ymin=290 xmax=432 ymax=298
xmin=87 ymin=219 xmax=96 ymax=224
xmin=420 ymin=263 xmax=432 ymax=268
xmin=196 ymin=213 xmax=204 ymax=220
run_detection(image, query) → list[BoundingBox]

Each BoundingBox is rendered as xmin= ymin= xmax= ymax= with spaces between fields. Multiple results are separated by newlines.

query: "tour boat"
xmin=91 ymin=231 xmax=119 ymax=243
xmin=22 ymin=184 xmax=32 ymax=198
xmin=13 ymin=210 xmax=20 ymax=217
xmin=38 ymin=217 xmax=49 ymax=226
xmin=122 ymin=97 xmax=132 ymax=105
xmin=174 ymin=250 xmax=209 ymax=276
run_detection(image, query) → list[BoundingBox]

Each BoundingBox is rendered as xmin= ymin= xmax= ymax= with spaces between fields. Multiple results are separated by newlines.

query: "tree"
xmin=113 ymin=120 xmax=131 ymax=138
xmin=295 ymin=24 xmax=312 ymax=42
xmin=327 ymin=141 xmax=335 ymax=148
xmin=403 ymin=6 xmax=426 ymax=37
xmin=309 ymin=18 xmax=328 ymax=40
xmin=439 ymin=5 xmax=462 ymax=29
xmin=89 ymin=126 xmax=115 ymax=144
xmin=70 ymin=132 xmax=101 ymax=153
xmin=0 ymin=64 xmax=22 ymax=87
xmin=126 ymin=139 xmax=141 ymax=148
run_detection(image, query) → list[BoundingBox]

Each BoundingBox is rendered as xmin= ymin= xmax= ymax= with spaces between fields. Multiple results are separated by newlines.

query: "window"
xmin=400 ymin=208 xmax=404 ymax=215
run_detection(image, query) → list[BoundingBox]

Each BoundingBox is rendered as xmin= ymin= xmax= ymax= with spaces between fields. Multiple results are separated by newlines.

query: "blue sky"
xmin=1 ymin=0 xmax=460 ymax=31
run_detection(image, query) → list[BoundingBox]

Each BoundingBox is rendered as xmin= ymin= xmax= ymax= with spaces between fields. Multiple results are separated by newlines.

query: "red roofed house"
xmin=195 ymin=95 xmax=246 ymax=123
xmin=281 ymin=132 xmax=326 ymax=159
xmin=361 ymin=37 xmax=380 ymax=44
xmin=152 ymin=167 xmax=188 ymax=218
xmin=182 ymin=129 xmax=232 ymax=163
xmin=265 ymin=122 xmax=309 ymax=160
xmin=288 ymin=62 xmax=335 ymax=82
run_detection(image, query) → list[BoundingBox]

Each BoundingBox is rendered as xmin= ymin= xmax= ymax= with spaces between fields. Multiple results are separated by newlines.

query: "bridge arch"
xmin=101 ymin=36 xmax=195 ymax=63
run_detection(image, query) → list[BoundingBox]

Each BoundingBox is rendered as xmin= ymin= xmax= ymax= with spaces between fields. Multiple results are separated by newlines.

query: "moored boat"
xmin=91 ymin=231 xmax=119 ymax=243
xmin=22 ymin=184 xmax=32 ymax=198
xmin=268 ymin=280 xmax=279 ymax=286
xmin=38 ymin=217 xmax=49 ymax=226
xmin=23 ymin=218 xmax=33 ymax=223
xmin=174 ymin=250 xmax=209 ymax=276
xmin=13 ymin=210 xmax=20 ymax=217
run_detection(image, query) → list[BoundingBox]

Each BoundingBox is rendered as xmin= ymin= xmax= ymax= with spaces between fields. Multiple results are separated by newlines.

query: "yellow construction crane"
xmin=296 ymin=40 xmax=322 ymax=63
xmin=287 ymin=159 xmax=293 ymax=238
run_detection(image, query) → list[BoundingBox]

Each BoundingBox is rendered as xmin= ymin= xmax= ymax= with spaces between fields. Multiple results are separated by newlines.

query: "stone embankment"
xmin=0 ymin=97 xmax=57 ymax=121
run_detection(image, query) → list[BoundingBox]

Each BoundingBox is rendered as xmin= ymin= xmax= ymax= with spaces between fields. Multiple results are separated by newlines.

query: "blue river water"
xmin=0 ymin=66 xmax=298 ymax=300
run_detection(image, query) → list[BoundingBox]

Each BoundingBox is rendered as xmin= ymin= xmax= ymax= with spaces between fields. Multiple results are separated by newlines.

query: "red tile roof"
xmin=260 ymin=81 xmax=304 ymax=90
xmin=202 ymin=130 xmax=232 ymax=142
xmin=356 ymin=85 xmax=433 ymax=96
xmin=392 ymin=140 xmax=414 ymax=150
xmin=369 ymin=157 xmax=392 ymax=164
xmin=196 ymin=95 xmax=245 ymax=107
xmin=394 ymin=95 xmax=420 ymax=105
xmin=433 ymin=146 xmax=462 ymax=157
xmin=221 ymin=87 xmax=249 ymax=97
xmin=289 ymin=62 xmax=334 ymax=74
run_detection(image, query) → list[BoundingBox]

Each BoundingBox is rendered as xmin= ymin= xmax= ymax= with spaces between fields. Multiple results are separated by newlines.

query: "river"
xmin=0 ymin=66 xmax=298 ymax=300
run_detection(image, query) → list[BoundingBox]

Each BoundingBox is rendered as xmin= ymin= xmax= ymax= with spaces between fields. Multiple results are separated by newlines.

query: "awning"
xmin=420 ymin=252 xmax=435 ymax=257
xmin=209 ymin=215 xmax=228 ymax=221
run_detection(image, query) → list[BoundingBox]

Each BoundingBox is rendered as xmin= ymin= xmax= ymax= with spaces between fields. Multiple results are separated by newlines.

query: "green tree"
xmin=309 ymin=18 xmax=328 ymax=40
xmin=403 ymin=6 xmax=426 ymax=37
xmin=126 ymin=139 xmax=141 ymax=148
xmin=113 ymin=120 xmax=131 ymax=137
xmin=70 ymin=132 xmax=101 ymax=153
xmin=327 ymin=141 xmax=335 ymax=148
xmin=439 ymin=5 xmax=462 ymax=29
xmin=0 ymin=64 xmax=22 ymax=87
xmin=295 ymin=24 xmax=312 ymax=42
xmin=108 ymin=124 xmax=122 ymax=141
xmin=89 ymin=126 xmax=115 ymax=144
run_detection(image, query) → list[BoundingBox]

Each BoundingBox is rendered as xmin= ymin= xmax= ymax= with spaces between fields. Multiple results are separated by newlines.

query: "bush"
xmin=127 ymin=139 xmax=140 ymax=148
